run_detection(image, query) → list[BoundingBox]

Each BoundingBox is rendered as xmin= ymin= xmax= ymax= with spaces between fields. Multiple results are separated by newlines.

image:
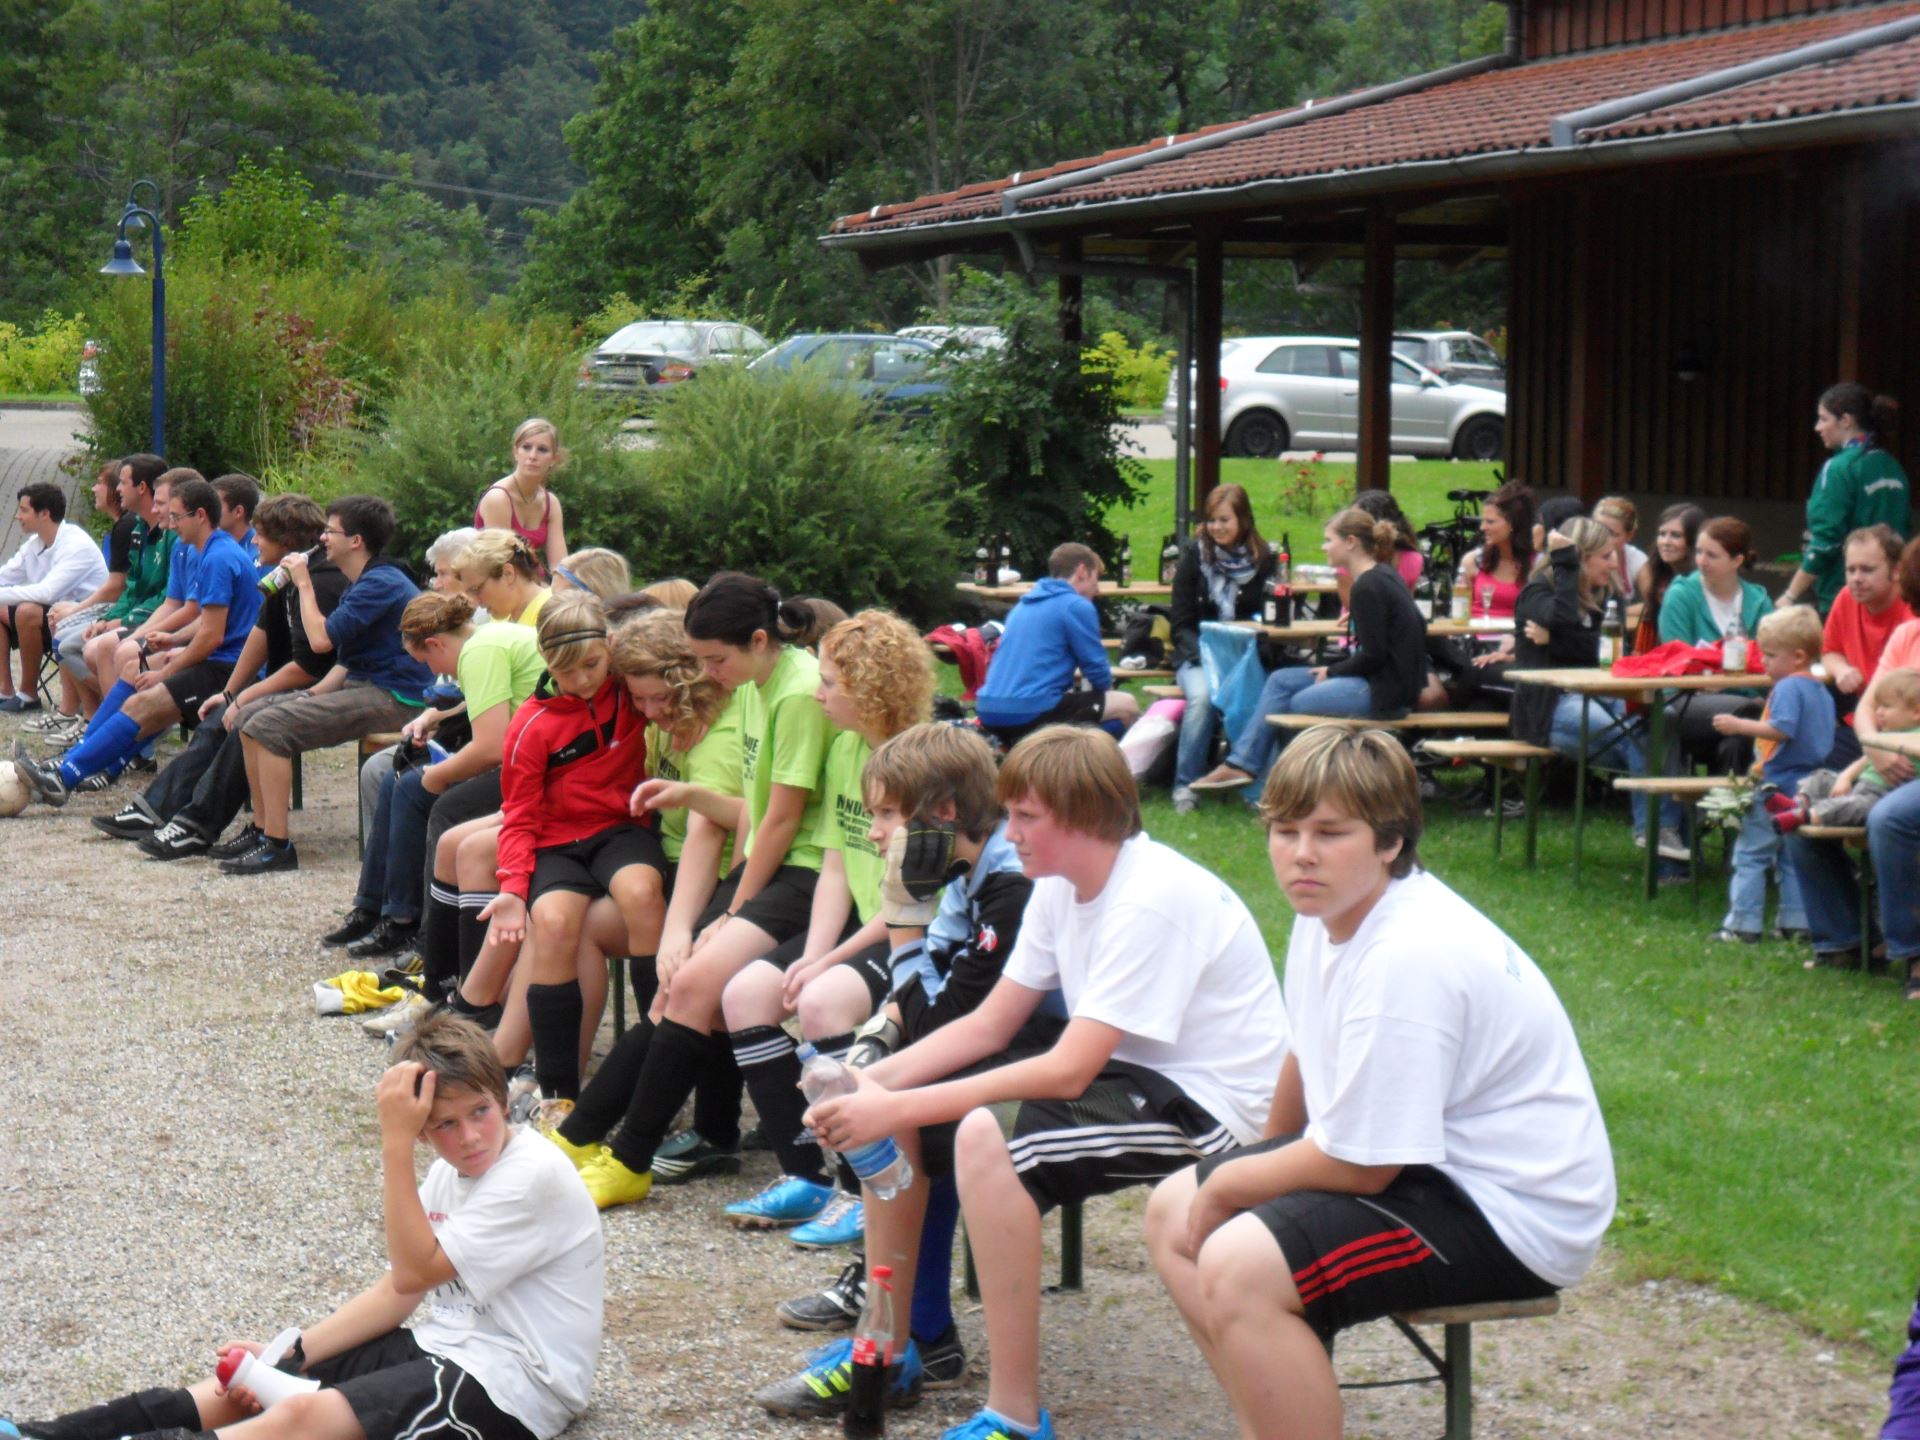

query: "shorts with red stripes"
xmin=1196 ymin=1138 xmax=1556 ymax=1341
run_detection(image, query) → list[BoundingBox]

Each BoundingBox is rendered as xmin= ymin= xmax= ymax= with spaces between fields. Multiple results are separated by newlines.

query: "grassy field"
xmin=0 ymin=390 xmax=82 ymax=405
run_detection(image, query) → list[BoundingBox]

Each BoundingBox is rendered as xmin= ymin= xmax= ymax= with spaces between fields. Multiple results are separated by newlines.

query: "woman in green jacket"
xmin=1660 ymin=515 xmax=1772 ymax=769
xmin=1779 ymin=383 xmax=1909 ymax=614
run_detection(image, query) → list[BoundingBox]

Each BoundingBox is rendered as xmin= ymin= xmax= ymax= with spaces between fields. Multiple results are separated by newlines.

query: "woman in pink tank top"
xmin=1462 ymin=478 xmax=1535 ymax=666
xmin=474 ymin=417 xmax=570 ymax=576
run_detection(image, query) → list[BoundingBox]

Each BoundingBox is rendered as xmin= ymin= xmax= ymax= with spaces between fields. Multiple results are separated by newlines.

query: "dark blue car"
xmin=747 ymin=333 xmax=946 ymax=417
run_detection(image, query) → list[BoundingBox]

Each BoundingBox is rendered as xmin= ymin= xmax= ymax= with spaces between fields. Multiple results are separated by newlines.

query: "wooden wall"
xmin=1506 ymin=143 xmax=1920 ymax=511
xmin=1523 ymin=0 xmax=1875 ymax=58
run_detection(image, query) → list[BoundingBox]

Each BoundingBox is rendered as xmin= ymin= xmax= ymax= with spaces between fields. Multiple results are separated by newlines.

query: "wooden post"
xmin=1058 ymin=238 xmax=1084 ymax=348
xmin=1836 ymin=154 xmax=1866 ymax=383
xmin=1195 ymin=229 xmax=1225 ymax=507
xmin=1566 ymin=190 xmax=1611 ymax=504
xmin=1357 ymin=206 xmax=1395 ymax=493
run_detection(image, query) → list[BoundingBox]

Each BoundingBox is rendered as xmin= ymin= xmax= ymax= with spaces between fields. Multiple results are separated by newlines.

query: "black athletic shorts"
xmin=1194 ymin=1138 xmax=1558 ymax=1342
xmin=696 ymin=860 xmax=819 ymax=944
xmin=530 ymin=819 xmax=667 ymax=904
xmin=2 ymin=604 xmax=54 ymax=650
xmin=920 ymin=1056 xmax=1233 ymax=1212
xmin=980 ymin=687 xmax=1108 ymax=746
xmin=766 ymin=924 xmax=892 ymax=1009
xmin=161 ymin=657 xmax=236 ymax=717
xmin=307 ymin=1328 xmax=535 ymax=1440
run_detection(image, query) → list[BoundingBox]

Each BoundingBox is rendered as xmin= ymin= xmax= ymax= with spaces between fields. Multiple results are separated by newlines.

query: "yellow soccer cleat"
xmin=580 ymin=1151 xmax=654 ymax=1210
xmin=541 ymin=1127 xmax=608 ymax=1172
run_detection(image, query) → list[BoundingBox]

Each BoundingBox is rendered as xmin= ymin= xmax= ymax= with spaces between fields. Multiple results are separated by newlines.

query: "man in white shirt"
xmin=12 ymin=1012 xmax=603 ymax=1440
xmin=0 ymin=482 xmax=109 ymax=712
xmin=803 ymin=725 xmax=1290 ymax=1440
xmin=1146 ymin=726 xmax=1615 ymax=1440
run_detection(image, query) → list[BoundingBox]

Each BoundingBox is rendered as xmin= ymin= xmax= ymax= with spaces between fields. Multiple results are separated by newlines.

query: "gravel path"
xmin=0 ymin=733 xmax=1893 ymax=1438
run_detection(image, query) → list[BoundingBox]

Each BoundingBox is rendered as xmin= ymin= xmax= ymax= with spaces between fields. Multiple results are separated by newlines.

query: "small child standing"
xmin=1773 ymin=668 xmax=1920 ymax=830
xmin=1708 ymin=606 xmax=1836 ymax=943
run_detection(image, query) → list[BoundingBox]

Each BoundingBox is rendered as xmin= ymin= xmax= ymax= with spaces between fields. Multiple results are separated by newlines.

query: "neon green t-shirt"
xmin=737 ymin=645 xmax=831 ymax=871
xmin=646 ymin=692 xmax=744 ymax=868
xmin=456 ymin=621 xmax=546 ymax=722
xmin=816 ymin=730 xmax=883 ymax=921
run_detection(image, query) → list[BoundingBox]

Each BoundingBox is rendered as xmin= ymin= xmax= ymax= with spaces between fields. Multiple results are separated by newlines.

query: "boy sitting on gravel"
xmin=6 ymin=1013 xmax=603 ymax=1440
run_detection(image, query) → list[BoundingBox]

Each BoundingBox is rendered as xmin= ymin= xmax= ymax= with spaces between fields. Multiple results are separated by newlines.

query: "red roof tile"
xmin=829 ymin=4 xmax=1920 ymax=238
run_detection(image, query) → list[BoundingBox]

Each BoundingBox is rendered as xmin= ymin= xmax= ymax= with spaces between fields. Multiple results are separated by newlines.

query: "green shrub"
xmin=0 ymin=310 xmax=89 ymax=393
xmin=1081 ymin=329 xmax=1171 ymax=411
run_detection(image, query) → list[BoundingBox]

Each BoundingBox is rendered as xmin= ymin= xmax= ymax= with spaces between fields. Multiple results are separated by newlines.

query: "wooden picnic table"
xmin=1506 ymin=666 xmax=1774 ymax=896
xmin=957 ymin=580 xmax=1176 ymax=601
xmin=1227 ymin=616 xmax=1513 ymax=648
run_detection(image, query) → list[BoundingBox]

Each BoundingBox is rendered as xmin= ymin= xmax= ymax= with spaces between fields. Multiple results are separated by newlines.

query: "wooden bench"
xmin=1269 ymin=711 xmax=1510 ymax=732
xmin=1344 ymin=1295 xmax=1562 ymax=1439
xmin=962 ymin=1202 xmax=1086 ymax=1296
xmin=1799 ymin=824 xmax=1874 ymax=971
xmin=1611 ymin=775 xmax=1740 ymax=905
xmin=1419 ymin=738 xmax=1557 ymax=866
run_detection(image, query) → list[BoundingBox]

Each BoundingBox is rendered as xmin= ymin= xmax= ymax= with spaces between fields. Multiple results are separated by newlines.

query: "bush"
xmin=1081 ymin=330 xmax=1171 ymax=411
xmin=0 ymin=309 xmax=89 ymax=393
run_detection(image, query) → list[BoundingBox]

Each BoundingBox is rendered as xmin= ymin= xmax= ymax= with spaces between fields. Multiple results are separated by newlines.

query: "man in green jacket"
xmin=1780 ymin=384 xmax=1910 ymax=614
xmin=77 ymin=460 xmax=175 ymax=717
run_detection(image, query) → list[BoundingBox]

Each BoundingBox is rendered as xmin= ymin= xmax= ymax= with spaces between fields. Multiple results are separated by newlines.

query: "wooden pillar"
xmin=1565 ymin=190 xmax=1611 ymax=504
xmin=1357 ymin=206 xmax=1395 ymax=493
xmin=1195 ymin=229 xmax=1224 ymax=507
xmin=1057 ymin=238 xmax=1084 ymax=348
xmin=1836 ymin=154 xmax=1866 ymax=382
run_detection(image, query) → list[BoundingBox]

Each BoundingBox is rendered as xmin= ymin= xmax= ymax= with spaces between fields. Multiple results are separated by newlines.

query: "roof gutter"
xmin=1550 ymin=10 xmax=1920 ymax=147
xmin=998 ymin=48 xmax=1514 ymax=216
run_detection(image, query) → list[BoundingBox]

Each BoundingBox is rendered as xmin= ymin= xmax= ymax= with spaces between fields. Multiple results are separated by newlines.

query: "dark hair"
xmin=684 ymin=571 xmax=814 ymax=648
xmin=1820 ymin=382 xmax=1899 ymax=446
xmin=603 ymin=590 xmax=664 ymax=629
xmin=253 ymin=493 xmax=326 ymax=550
xmin=1537 ymin=495 xmax=1587 ymax=536
xmin=1048 ymin=542 xmax=1101 ymax=580
xmin=1700 ymin=515 xmax=1754 ymax=567
xmin=327 ymin=494 xmax=396 ymax=556
xmin=94 ymin=461 xmax=124 ymax=518
xmin=1646 ymin=503 xmax=1706 ymax=608
xmin=172 ymin=478 xmax=220 ymax=526
xmin=17 ymin=482 xmax=65 ymax=524
xmin=1478 ymin=479 xmax=1536 ymax=578
xmin=1847 ymin=522 xmax=1905 ymax=573
xmin=118 ymin=453 xmax=168 ymax=494
xmin=1351 ymin=488 xmax=1416 ymax=553
xmin=1897 ymin=536 xmax=1920 ymax=611
xmin=212 ymin=473 xmax=260 ymax=525
xmin=1202 ymin=483 xmax=1270 ymax=563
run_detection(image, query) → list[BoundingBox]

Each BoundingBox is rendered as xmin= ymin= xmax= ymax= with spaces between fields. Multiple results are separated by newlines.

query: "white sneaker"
xmin=509 ymin=1066 xmax=542 ymax=1124
xmin=23 ymin=710 xmax=77 ymax=734
xmin=1656 ymin=827 xmax=1691 ymax=863
xmin=361 ymin=992 xmax=429 ymax=1036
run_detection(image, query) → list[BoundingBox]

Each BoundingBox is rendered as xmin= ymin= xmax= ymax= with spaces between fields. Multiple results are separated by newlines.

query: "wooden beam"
xmin=1357 ymin=206 xmax=1395 ymax=493
xmin=1565 ymin=190 xmax=1612 ymax=505
xmin=1195 ymin=229 xmax=1225 ymax=507
xmin=1835 ymin=152 xmax=1864 ymax=382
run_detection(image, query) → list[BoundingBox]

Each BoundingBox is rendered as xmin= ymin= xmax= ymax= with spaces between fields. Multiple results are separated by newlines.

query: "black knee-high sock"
xmin=564 ymin=1016 xmax=653 ymax=1145
xmin=456 ymin=890 xmax=496 ymax=983
xmin=733 ymin=1024 xmax=825 ymax=1182
xmin=420 ymin=882 xmax=460 ymax=999
xmin=526 ymin=981 xmax=585 ymax=1101
xmin=21 ymin=1387 xmax=201 ymax=1440
xmin=812 ymin=1030 xmax=856 ymax=1062
xmin=608 ymin=1018 xmax=710 ymax=1173
xmin=694 ymin=1032 xmax=743 ymax=1147
xmin=626 ymin=953 xmax=659 ymax=1017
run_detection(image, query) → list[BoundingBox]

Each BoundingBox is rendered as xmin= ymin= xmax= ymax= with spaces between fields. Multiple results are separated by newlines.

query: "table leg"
xmin=1573 ymin=699 xmax=1590 ymax=884
xmin=1643 ymin=696 xmax=1668 ymax=902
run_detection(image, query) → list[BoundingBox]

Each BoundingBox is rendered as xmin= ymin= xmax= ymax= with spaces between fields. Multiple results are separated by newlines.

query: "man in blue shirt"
xmin=974 ymin=543 xmax=1139 ymax=747
xmin=14 ymin=477 xmax=261 ymax=804
xmin=213 ymin=472 xmax=262 ymax=566
xmin=225 ymin=494 xmax=435 ymax=875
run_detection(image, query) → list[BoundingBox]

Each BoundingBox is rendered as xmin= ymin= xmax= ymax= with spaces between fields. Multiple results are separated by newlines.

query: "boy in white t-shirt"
xmin=10 ymin=1014 xmax=603 ymax=1440
xmin=1146 ymin=726 xmax=1615 ymax=1440
xmin=801 ymin=725 xmax=1289 ymax=1440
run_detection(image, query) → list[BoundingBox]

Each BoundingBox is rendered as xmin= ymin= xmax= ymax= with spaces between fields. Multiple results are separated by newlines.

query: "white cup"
xmin=216 ymin=1328 xmax=321 ymax=1409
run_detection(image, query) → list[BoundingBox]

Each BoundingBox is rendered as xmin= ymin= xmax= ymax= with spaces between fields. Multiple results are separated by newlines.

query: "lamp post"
xmin=100 ymin=180 xmax=166 ymax=454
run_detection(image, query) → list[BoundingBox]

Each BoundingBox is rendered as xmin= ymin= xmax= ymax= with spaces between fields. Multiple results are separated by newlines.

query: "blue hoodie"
xmin=325 ymin=556 xmax=435 ymax=700
xmin=975 ymin=577 xmax=1110 ymax=726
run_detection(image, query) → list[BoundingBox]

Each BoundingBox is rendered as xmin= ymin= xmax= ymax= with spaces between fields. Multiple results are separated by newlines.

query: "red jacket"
xmin=496 ymin=677 xmax=649 ymax=900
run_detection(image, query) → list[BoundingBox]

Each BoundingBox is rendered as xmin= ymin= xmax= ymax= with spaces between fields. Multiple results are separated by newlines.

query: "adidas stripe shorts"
xmin=1195 ymin=1140 xmax=1557 ymax=1341
xmin=306 ymin=1328 xmax=535 ymax=1440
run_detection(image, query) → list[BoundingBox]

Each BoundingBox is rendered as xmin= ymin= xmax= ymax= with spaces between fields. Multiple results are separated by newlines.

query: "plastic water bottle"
xmin=797 ymin=1044 xmax=914 ymax=1199
xmin=843 ymin=1264 xmax=896 ymax=1437
xmin=1722 ymin=617 xmax=1749 ymax=674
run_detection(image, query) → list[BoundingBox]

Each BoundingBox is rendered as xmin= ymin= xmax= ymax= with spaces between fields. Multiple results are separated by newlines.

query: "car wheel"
xmin=1453 ymin=416 xmax=1503 ymax=462
xmin=1226 ymin=411 xmax=1289 ymax=459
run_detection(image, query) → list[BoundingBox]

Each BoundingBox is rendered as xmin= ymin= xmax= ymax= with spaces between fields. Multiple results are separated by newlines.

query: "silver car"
xmin=1162 ymin=335 xmax=1506 ymax=461
xmin=579 ymin=319 xmax=770 ymax=395
xmin=1393 ymin=330 xmax=1506 ymax=391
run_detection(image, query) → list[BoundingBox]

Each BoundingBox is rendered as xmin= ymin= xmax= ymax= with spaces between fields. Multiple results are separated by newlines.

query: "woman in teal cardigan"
xmin=1777 ymin=383 xmax=1910 ymax=614
xmin=1660 ymin=515 xmax=1772 ymax=767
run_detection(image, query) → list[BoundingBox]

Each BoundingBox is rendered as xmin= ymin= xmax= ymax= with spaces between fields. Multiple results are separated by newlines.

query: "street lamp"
xmin=100 ymin=179 xmax=166 ymax=454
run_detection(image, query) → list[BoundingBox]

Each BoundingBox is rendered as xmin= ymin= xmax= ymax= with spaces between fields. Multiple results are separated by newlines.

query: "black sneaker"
xmin=92 ymin=802 xmax=160 ymax=839
xmin=918 ymin=1324 xmax=968 ymax=1389
xmin=10 ymin=744 xmax=68 ymax=808
xmin=323 ymin=906 xmax=381 ymax=948
xmin=218 ymin=838 xmax=299 ymax=875
xmin=126 ymin=753 xmax=158 ymax=775
xmin=346 ymin=918 xmax=419 ymax=959
xmin=741 ymin=1123 xmax=770 ymax=1152
xmin=209 ymin=823 xmax=265 ymax=861
xmin=649 ymin=1129 xmax=743 ymax=1184
xmin=137 ymin=820 xmax=210 ymax=860
xmin=776 ymin=1258 xmax=866 ymax=1332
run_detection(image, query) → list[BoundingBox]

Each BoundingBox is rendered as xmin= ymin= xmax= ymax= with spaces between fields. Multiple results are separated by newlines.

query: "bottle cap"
xmin=872 ymin=1265 xmax=893 ymax=1280
xmin=217 ymin=1349 xmax=244 ymax=1387
xmin=796 ymin=1043 xmax=817 ymax=1061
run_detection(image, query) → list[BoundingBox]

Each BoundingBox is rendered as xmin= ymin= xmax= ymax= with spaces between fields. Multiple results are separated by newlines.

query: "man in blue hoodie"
xmin=224 ymin=494 xmax=435 ymax=875
xmin=974 ymin=543 xmax=1138 ymax=745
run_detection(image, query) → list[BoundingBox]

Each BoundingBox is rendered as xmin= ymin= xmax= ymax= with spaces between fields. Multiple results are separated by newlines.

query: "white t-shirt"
xmin=1704 ymin=583 xmax=1742 ymax=638
xmin=1618 ymin=541 xmax=1648 ymax=593
xmin=1002 ymin=833 xmax=1288 ymax=1143
xmin=1283 ymin=869 xmax=1615 ymax=1289
xmin=409 ymin=1129 xmax=605 ymax=1439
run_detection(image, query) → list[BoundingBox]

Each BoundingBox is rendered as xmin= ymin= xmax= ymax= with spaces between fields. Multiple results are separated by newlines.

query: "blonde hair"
xmin=996 ymin=726 xmax=1141 ymax=844
xmin=458 ymin=529 xmax=541 ymax=584
xmin=1594 ymin=496 xmax=1638 ymax=534
xmin=555 ymin=547 xmax=631 ymax=599
xmin=400 ymin=591 xmax=477 ymax=645
xmin=1260 ymin=725 xmax=1422 ymax=879
xmin=642 ymin=578 xmax=699 ymax=610
xmin=1535 ymin=515 xmax=1614 ymax=612
xmin=610 ymin=608 xmax=729 ymax=742
xmin=536 ymin=591 xmax=610 ymax=675
xmin=864 ymin=723 xmax=1000 ymax=840
xmin=1326 ymin=506 xmax=1398 ymax=564
xmin=425 ymin=525 xmax=481 ymax=571
xmin=1876 ymin=668 xmax=1920 ymax=711
xmin=819 ymin=610 xmax=935 ymax=740
xmin=512 ymin=416 xmax=569 ymax=472
xmin=391 ymin=1010 xmax=508 ymax=1106
xmin=1757 ymin=605 xmax=1823 ymax=660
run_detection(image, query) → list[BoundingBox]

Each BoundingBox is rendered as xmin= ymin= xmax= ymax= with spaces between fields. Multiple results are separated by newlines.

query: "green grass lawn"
xmin=0 ymin=390 xmax=82 ymax=405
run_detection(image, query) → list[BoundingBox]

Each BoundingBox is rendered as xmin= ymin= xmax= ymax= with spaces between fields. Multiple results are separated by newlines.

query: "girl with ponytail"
xmin=1780 ymin=383 xmax=1911 ymax=613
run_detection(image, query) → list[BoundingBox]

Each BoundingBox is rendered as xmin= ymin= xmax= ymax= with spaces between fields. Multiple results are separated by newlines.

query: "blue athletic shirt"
xmin=165 ymin=539 xmax=197 ymax=602
xmin=190 ymin=528 xmax=264 ymax=663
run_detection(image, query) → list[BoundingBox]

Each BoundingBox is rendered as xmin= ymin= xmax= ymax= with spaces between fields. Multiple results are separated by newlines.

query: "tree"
xmin=0 ymin=0 xmax=90 ymax=321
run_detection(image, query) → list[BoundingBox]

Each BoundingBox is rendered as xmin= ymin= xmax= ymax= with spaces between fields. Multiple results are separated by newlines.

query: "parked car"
xmin=1392 ymin=330 xmax=1505 ymax=390
xmin=896 ymin=324 xmax=1006 ymax=355
xmin=748 ymin=333 xmax=946 ymax=416
xmin=579 ymin=319 xmax=769 ymax=396
xmin=1161 ymin=335 xmax=1506 ymax=461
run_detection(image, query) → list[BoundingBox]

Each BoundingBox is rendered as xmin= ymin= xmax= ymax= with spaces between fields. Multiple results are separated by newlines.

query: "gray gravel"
xmin=0 ymin=728 xmax=1892 ymax=1437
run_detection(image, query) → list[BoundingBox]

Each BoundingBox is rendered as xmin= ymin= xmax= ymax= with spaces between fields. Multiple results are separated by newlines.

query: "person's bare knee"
xmin=721 ymin=959 xmax=785 ymax=1029
xmin=241 ymin=1386 xmax=366 ymax=1440
xmin=796 ymin=968 xmax=873 ymax=1037
xmin=1145 ymin=1166 xmax=1198 ymax=1255
xmin=954 ymin=1106 xmax=1018 ymax=1191
xmin=608 ymin=866 xmax=664 ymax=951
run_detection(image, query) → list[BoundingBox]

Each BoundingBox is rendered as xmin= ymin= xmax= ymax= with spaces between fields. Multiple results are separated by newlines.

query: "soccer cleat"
xmin=362 ymin=993 xmax=430 ymax=1037
xmin=791 ymin=1191 xmax=864 ymax=1249
xmin=776 ymin=1258 xmax=866 ymax=1331
xmin=724 ymin=1174 xmax=835 ymax=1229
xmin=542 ymin=1126 xmax=608 ymax=1171
xmin=76 ymin=771 xmax=115 ymax=793
xmin=535 ymin=1097 xmax=576 ymax=1132
xmin=649 ymin=1130 xmax=743 ymax=1184
xmin=322 ymin=907 xmax=380 ymax=947
xmin=938 ymin=1408 xmax=1054 ymax=1440
xmin=918 ymin=1324 xmax=968 ymax=1389
xmin=752 ymin=1338 xmax=924 ymax=1418
xmin=578 ymin=1150 xmax=654 ymax=1210
xmin=138 ymin=820 xmax=210 ymax=860
xmin=209 ymin=822 xmax=265 ymax=861
xmin=0 ymin=694 xmax=41 ymax=713
xmin=218 ymin=838 xmax=299 ymax=875
xmin=507 ymin=1065 xmax=541 ymax=1124
xmin=23 ymin=708 xmax=75 ymax=733
xmin=10 ymin=745 xmax=69 ymax=807
xmin=93 ymin=802 xmax=160 ymax=839
xmin=347 ymin=918 xmax=419 ymax=960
